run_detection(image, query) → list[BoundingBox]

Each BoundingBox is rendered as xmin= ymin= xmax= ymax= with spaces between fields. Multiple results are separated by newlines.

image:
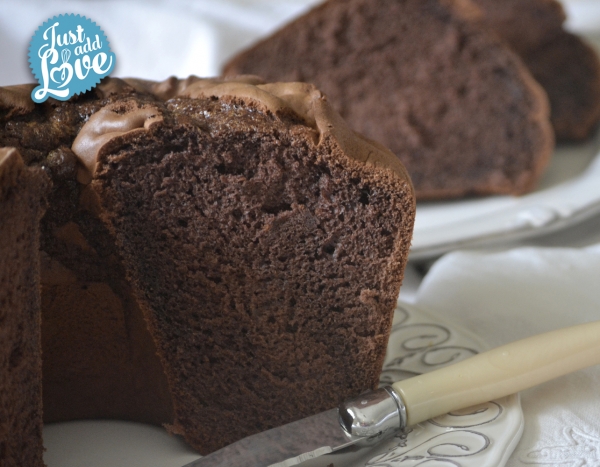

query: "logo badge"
xmin=29 ymin=14 xmax=116 ymax=103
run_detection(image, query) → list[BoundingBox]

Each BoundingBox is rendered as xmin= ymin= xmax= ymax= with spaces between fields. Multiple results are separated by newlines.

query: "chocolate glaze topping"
xmin=72 ymin=103 xmax=163 ymax=184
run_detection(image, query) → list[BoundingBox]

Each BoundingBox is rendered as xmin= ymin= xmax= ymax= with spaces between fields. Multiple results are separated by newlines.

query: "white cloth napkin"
xmin=414 ymin=245 xmax=600 ymax=466
xmin=563 ymin=0 xmax=600 ymax=34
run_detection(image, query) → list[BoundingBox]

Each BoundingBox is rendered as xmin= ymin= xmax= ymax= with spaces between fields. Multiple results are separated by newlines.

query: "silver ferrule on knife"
xmin=338 ymin=386 xmax=407 ymax=440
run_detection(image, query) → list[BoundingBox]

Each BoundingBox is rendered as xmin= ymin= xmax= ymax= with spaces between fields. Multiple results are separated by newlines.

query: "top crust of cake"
xmin=65 ymin=77 xmax=413 ymax=192
xmin=0 ymin=77 xmax=413 ymax=199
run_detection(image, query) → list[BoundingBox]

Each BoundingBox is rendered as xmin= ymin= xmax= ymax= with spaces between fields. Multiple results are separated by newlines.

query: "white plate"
xmin=411 ymin=35 xmax=600 ymax=261
xmin=43 ymin=301 xmax=524 ymax=467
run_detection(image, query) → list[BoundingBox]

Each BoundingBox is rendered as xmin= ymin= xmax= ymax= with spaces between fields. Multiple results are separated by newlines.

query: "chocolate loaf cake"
xmin=0 ymin=148 xmax=47 ymax=467
xmin=473 ymin=0 xmax=600 ymax=141
xmin=223 ymin=0 xmax=555 ymax=200
xmin=0 ymin=76 xmax=415 ymax=454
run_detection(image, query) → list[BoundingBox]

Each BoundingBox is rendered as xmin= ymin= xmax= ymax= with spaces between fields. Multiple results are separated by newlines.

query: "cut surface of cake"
xmin=223 ymin=0 xmax=555 ymax=200
xmin=0 ymin=148 xmax=47 ymax=467
xmin=0 ymin=76 xmax=415 ymax=455
xmin=473 ymin=0 xmax=600 ymax=141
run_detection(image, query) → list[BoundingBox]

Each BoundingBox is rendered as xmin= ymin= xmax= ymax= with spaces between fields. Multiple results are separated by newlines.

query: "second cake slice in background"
xmin=224 ymin=0 xmax=556 ymax=200
xmin=473 ymin=0 xmax=600 ymax=141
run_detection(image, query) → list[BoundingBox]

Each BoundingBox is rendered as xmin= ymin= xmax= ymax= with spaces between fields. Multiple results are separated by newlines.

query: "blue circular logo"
xmin=28 ymin=14 xmax=116 ymax=103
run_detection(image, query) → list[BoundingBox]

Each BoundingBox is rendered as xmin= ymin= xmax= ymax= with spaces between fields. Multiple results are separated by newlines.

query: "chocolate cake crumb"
xmin=84 ymin=81 xmax=414 ymax=453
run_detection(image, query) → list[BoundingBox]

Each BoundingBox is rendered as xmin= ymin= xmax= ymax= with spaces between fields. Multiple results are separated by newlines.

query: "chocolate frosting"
xmin=71 ymin=102 xmax=163 ymax=184
xmin=70 ymin=76 xmax=411 ymax=188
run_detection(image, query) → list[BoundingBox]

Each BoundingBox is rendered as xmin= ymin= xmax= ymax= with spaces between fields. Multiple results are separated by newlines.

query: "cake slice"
xmin=0 ymin=148 xmax=48 ymax=467
xmin=72 ymin=76 xmax=415 ymax=453
xmin=472 ymin=0 xmax=600 ymax=141
xmin=223 ymin=0 xmax=555 ymax=200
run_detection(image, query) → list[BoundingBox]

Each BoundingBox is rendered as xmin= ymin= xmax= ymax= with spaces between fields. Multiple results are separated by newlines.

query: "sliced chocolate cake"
xmin=473 ymin=0 xmax=600 ymax=141
xmin=0 ymin=76 xmax=415 ymax=454
xmin=0 ymin=148 xmax=47 ymax=467
xmin=223 ymin=0 xmax=555 ymax=200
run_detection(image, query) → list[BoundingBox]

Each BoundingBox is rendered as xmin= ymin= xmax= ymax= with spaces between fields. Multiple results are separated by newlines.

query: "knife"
xmin=184 ymin=319 xmax=600 ymax=467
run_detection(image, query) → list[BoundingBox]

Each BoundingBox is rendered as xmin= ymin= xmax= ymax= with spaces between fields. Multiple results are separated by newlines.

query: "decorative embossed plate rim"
xmin=296 ymin=300 xmax=524 ymax=467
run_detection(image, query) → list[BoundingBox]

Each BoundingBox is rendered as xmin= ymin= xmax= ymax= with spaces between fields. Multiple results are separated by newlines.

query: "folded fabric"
xmin=415 ymin=245 xmax=600 ymax=466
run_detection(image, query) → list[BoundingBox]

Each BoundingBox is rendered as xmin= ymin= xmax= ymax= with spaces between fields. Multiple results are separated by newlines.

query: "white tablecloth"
xmin=413 ymin=246 xmax=600 ymax=467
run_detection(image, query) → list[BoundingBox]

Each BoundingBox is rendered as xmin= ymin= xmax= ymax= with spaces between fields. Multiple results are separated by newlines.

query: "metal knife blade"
xmin=183 ymin=319 xmax=600 ymax=467
xmin=182 ymin=408 xmax=368 ymax=467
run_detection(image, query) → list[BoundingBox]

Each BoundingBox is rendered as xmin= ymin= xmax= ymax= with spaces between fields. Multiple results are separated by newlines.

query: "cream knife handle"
xmin=392 ymin=320 xmax=600 ymax=426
